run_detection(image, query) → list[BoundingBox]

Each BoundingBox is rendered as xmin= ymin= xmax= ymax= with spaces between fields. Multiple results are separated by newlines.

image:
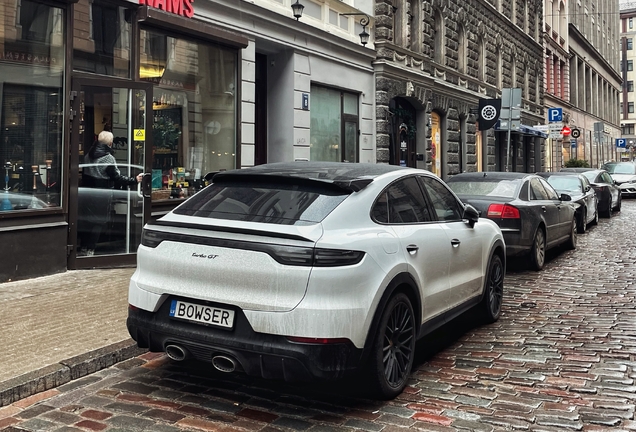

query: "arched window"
xmin=535 ymin=67 xmax=541 ymax=103
xmin=497 ymin=48 xmax=502 ymax=88
xmin=524 ymin=66 xmax=529 ymax=99
xmin=478 ymin=37 xmax=485 ymax=81
xmin=458 ymin=24 xmax=466 ymax=73
xmin=409 ymin=0 xmax=421 ymax=52
xmin=393 ymin=0 xmax=403 ymax=46
xmin=433 ymin=9 xmax=445 ymax=64
xmin=523 ymin=0 xmax=528 ymax=33
xmin=511 ymin=57 xmax=517 ymax=88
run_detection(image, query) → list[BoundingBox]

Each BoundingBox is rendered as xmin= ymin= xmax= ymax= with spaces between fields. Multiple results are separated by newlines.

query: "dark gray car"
xmin=536 ymin=172 xmax=598 ymax=233
xmin=560 ymin=168 xmax=621 ymax=217
xmin=447 ymin=172 xmax=577 ymax=271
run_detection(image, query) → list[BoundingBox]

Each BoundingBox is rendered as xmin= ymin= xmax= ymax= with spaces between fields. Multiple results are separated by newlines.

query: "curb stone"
xmin=0 ymin=339 xmax=146 ymax=407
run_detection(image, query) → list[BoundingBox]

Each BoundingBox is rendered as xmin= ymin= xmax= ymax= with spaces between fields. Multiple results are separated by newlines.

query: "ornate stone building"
xmin=374 ymin=0 xmax=546 ymax=178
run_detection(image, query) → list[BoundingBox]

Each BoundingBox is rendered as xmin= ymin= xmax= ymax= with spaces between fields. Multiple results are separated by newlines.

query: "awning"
xmin=494 ymin=122 xmax=548 ymax=138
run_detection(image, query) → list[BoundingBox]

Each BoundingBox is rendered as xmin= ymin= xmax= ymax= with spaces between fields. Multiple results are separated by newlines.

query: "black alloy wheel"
xmin=566 ymin=218 xmax=577 ymax=250
xmin=369 ymin=293 xmax=416 ymax=399
xmin=577 ymin=209 xmax=587 ymax=234
xmin=530 ymin=227 xmax=546 ymax=271
xmin=481 ymin=254 xmax=504 ymax=323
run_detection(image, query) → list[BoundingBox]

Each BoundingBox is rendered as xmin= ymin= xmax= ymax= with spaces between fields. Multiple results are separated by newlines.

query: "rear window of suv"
xmin=174 ymin=180 xmax=349 ymax=225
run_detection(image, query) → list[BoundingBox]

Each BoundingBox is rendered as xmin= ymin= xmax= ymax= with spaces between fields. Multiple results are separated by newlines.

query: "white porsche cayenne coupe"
xmin=127 ymin=162 xmax=505 ymax=399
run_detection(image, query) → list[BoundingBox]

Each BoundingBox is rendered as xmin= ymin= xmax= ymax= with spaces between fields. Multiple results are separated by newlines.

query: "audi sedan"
xmin=536 ymin=172 xmax=598 ymax=233
xmin=127 ymin=162 xmax=505 ymax=399
xmin=447 ymin=172 xmax=577 ymax=271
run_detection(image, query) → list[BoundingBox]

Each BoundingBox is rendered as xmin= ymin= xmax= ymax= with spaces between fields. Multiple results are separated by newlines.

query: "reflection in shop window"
xmin=140 ymin=29 xmax=237 ymax=201
xmin=310 ymin=86 xmax=359 ymax=162
xmin=0 ymin=0 xmax=65 ymax=211
xmin=73 ymin=0 xmax=131 ymax=77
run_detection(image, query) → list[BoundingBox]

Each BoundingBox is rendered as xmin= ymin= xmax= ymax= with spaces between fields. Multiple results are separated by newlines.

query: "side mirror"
xmin=560 ymin=193 xmax=572 ymax=202
xmin=463 ymin=204 xmax=480 ymax=228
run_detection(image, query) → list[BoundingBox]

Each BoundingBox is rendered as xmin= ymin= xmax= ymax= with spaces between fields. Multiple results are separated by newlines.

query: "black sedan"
xmin=560 ymin=168 xmax=621 ymax=217
xmin=447 ymin=172 xmax=577 ymax=271
xmin=536 ymin=172 xmax=598 ymax=233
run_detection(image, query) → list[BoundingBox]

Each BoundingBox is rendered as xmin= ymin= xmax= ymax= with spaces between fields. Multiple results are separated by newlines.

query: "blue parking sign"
xmin=616 ymin=138 xmax=627 ymax=148
xmin=548 ymin=107 xmax=563 ymax=122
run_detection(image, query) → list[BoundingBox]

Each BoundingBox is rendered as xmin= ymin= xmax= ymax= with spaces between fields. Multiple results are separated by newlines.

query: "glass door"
xmin=68 ymin=79 xmax=152 ymax=267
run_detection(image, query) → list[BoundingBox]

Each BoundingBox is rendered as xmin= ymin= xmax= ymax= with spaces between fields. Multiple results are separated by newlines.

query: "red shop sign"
xmin=139 ymin=0 xmax=194 ymax=18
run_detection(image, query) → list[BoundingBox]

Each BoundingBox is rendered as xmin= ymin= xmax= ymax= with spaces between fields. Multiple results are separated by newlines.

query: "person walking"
xmin=78 ymin=131 xmax=143 ymax=256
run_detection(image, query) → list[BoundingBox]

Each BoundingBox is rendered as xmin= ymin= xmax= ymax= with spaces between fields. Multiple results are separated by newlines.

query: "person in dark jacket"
xmin=78 ymin=131 xmax=142 ymax=256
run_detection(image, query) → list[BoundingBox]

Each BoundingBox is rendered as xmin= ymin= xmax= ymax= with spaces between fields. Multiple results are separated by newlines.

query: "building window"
xmin=630 ymin=18 xmax=633 ymax=29
xmin=73 ymin=0 xmax=131 ymax=78
xmin=140 ymin=28 xmax=237 ymax=201
xmin=628 ymin=38 xmax=633 ymax=50
xmin=310 ymin=86 xmax=359 ymax=162
xmin=629 ymin=102 xmax=635 ymax=114
xmin=622 ymin=124 xmax=635 ymax=135
xmin=0 ymin=0 xmax=65 ymax=211
xmin=496 ymin=48 xmax=502 ymax=88
xmin=433 ymin=9 xmax=444 ymax=64
xmin=629 ymin=60 xmax=634 ymax=71
xmin=457 ymin=23 xmax=466 ymax=73
xmin=628 ymin=81 xmax=634 ymax=92
xmin=477 ymin=37 xmax=485 ymax=81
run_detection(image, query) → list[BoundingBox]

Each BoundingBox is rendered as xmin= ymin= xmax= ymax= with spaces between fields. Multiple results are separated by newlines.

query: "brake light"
xmin=313 ymin=248 xmax=365 ymax=267
xmin=487 ymin=203 xmax=520 ymax=219
xmin=286 ymin=337 xmax=351 ymax=344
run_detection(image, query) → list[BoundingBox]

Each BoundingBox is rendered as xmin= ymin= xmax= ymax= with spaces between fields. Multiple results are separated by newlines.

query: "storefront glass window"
xmin=73 ymin=0 xmax=131 ymax=78
xmin=310 ymin=85 xmax=359 ymax=162
xmin=140 ymin=28 xmax=237 ymax=201
xmin=0 ymin=0 xmax=65 ymax=211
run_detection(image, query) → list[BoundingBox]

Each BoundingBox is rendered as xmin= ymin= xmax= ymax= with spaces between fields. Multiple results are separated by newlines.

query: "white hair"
xmin=98 ymin=131 xmax=114 ymax=146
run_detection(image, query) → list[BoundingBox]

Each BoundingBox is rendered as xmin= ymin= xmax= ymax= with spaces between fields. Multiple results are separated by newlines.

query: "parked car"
xmin=127 ymin=162 xmax=505 ymax=399
xmin=446 ymin=172 xmax=577 ymax=271
xmin=601 ymin=161 xmax=636 ymax=197
xmin=536 ymin=172 xmax=598 ymax=233
xmin=561 ymin=168 xmax=622 ymax=217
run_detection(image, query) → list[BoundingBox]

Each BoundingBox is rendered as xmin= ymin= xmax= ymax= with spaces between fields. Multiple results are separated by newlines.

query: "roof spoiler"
xmin=210 ymin=172 xmax=373 ymax=193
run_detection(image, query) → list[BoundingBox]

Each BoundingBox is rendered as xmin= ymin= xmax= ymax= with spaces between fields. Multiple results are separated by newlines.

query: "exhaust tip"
xmin=212 ymin=355 xmax=236 ymax=373
xmin=165 ymin=344 xmax=188 ymax=361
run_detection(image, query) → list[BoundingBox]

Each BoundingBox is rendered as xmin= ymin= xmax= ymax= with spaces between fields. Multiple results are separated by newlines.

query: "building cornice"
xmin=569 ymin=23 xmax=622 ymax=83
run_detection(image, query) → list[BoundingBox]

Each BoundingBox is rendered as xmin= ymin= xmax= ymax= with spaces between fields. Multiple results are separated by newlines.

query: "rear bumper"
xmin=127 ymin=301 xmax=363 ymax=382
xmin=501 ymin=230 xmax=531 ymax=257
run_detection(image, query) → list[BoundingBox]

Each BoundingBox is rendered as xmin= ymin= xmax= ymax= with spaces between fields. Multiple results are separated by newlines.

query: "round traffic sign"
xmin=562 ymin=126 xmax=571 ymax=136
xmin=571 ymin=128 xmax=581 ymax=139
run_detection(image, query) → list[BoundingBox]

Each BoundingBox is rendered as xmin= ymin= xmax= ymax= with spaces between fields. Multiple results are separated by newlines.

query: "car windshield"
xmin=546 ymin=176 xmax=581 ymax=194
xmin=603 ymin=163 xmax=636 ymax=175
xmin=447 ymin=179 xmax=521 ymax=198
xmin=174 ymin=180 xmax=349 ymax=225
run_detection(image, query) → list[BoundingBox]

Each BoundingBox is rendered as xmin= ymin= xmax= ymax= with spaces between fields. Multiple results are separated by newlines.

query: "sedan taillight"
xmin=487 ymin=203 xmax=520 ymax=219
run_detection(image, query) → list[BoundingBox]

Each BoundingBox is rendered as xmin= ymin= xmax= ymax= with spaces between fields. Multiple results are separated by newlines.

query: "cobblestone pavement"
xmin=2 ymin=201 xmax=636 ymax=432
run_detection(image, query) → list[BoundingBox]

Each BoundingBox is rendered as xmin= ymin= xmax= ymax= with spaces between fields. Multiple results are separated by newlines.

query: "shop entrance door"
xmin=68 ymin=79 xmax=152 ymax=269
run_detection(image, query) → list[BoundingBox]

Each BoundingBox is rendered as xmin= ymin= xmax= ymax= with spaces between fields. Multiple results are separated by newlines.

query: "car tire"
xmin=529 ymin=227 xmax=546 ymax=271
xmin=602 ymin=202 xmax=612 ymax=218
xmin=577 ymin=209 xmax=586 ymax=234
xmin=368 ymin=292 xmax=416 ymax=399
xmin=480 ymin=254 xmax=504 ymax=324
xmin=565 ymin=218 xmax=577 ymax=250
xmin=614 ymin=195 xmax=622 ymax=212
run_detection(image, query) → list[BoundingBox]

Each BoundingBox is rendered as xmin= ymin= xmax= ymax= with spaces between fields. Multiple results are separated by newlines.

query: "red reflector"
xmin=287 ymin=336 xmax=350 ymax=344
xmin=487 ymin=203 xmax=520 ymax=219
xmin=128 ymin=304 xmax=139 ymax=311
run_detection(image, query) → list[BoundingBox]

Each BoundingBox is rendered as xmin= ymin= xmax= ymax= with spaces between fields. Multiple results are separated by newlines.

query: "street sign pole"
xmin=505 ymin=91 xmax=513 ymax=172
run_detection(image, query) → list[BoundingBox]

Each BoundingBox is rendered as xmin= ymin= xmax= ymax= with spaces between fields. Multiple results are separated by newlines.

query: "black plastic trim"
xmin=151 ymin=220 xmax=314 ymax=242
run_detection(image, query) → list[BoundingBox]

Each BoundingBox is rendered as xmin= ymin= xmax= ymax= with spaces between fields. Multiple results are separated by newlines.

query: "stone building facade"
xmin=374 ymin=0 xmax=546 ymax=178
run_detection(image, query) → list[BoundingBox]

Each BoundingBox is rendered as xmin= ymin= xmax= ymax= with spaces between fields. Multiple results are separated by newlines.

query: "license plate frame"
xmin=168 ymin=299 xmax=235 ymax=330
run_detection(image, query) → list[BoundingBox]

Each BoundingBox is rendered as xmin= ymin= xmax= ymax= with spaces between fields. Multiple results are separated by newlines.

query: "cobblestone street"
xmin=1 ymin=201 xmax=635 ymax=432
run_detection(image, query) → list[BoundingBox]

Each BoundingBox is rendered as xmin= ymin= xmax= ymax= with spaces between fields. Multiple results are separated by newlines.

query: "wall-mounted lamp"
xmin=291 ymin=0 xmax=304 ymax=20
xmin=340 ymin=13 xmax=371 ymax=46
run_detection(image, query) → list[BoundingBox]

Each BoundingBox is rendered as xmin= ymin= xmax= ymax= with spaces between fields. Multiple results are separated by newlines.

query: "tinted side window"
xmin=530 ymin=179 xmax=549 ymax=200
xmin=602 ymin=173 xmax=613 ymax=184
xmin=373 ymin=177 xmax=432 ymax=224
xmin=420 ymin=177 xmax=463 ymax=221
xmin=539 ymin=178 xmax=559 ymax=200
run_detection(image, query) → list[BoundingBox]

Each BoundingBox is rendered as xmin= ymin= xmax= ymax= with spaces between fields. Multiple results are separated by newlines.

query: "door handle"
xmin=141 ymin=173 xmax=152 ymax=199
xmin=451 ymin=239 xmax=461 ymax=247
xmin=406 ymin=244 xmax=419 ymax=254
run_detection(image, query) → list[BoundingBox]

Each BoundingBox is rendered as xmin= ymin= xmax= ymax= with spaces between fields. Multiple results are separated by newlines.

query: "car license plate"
xmin=169 ymin=300 xmax=235 ymax=329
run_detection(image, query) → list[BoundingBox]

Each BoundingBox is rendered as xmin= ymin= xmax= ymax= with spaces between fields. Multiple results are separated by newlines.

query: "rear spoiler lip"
xmin=211 ymin=172 xmax=374 ymax=193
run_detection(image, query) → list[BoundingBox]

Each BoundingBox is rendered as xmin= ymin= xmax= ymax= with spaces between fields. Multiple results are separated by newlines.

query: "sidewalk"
xmin=0 ymin=267 xmax=146 ymax=407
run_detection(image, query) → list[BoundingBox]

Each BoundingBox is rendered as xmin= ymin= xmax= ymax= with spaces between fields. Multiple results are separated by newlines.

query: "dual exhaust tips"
xmin=165 ymin=344 xmax=238 ymax=373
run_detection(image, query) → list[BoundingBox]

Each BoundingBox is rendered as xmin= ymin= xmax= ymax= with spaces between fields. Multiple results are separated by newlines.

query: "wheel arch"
xmin=359 ymin=272 xmax=421 ymax=364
